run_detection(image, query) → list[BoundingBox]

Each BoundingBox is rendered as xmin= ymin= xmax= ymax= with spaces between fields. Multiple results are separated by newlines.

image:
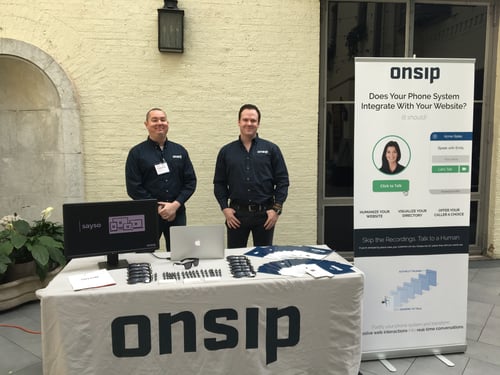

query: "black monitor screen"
xmin=63 ymin=199 xmax=159 ymax=269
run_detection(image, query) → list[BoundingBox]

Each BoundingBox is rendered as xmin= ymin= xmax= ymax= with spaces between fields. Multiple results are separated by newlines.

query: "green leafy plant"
xmin=0 ymin=207 xmax=67 ymax=281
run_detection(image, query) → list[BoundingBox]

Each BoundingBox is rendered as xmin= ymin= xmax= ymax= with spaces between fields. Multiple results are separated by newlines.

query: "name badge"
xmin=155 ymin=161 xmax=170 ymax=175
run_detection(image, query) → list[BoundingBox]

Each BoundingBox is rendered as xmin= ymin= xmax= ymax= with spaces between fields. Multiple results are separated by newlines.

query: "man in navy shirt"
xmin=126 ymin=108 xmax=196 ymax=251
xmin=213 ymin=104 xmax=289 ymax=248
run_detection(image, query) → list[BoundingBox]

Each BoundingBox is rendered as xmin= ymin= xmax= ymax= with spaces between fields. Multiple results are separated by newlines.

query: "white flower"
xmin=0 ymin=213 xmax=22 ymax=229
xmin=41 ymin=207 xmax=54 ymax=220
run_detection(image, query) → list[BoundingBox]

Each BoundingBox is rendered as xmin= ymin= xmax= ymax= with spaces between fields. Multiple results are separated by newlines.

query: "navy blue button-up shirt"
xmin=213 ymin=135 xmax=289 ymax=209
xmin=126 ymin=137 xmax=196 ymax=205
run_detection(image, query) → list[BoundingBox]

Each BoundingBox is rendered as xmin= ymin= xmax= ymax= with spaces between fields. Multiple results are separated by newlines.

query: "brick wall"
xmin=0 ymin=0 xmax=320 ymax=247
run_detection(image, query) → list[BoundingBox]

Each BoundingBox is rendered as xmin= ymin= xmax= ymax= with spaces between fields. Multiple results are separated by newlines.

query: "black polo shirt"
xmin=213 ymin=135 xmax=289 ymax=209
xmin=126 ymin=137 xmax=196 ymax=205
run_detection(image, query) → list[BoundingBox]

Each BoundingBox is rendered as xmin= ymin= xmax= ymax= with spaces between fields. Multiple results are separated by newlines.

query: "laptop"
xmin=170 ymin=225 xmax=225 ymax=261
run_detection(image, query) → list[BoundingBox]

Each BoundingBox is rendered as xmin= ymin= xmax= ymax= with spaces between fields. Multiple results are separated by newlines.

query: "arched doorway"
xmin=0 ymin=38 xmax=83 ymax=223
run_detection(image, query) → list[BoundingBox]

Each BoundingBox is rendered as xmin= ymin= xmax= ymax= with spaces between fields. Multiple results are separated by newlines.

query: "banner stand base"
xmin=378 ymin=355 xmax=455 ymax=372
xmin=379 ymin=359 xmax=396 ymax=372
xmin=435 ymin=354 xmax=455 ymax=367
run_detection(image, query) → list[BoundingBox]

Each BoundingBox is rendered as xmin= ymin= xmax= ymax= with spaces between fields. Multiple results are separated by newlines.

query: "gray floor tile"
xmin=469 ymin=260 xmax=500 ymax=269
xmin=17 ymin=301 xmax=42 ymax=325
xmin=466 ymin=340 xmax=500 ymax=366
xmin=0 ymin=336 xmax=41 ymax=375
xmin=468 ymin=268 xmax=480 ymax=280
xmin=467 ymin=300 xmax=493 ymax=340
xmin=0 ymin=313 xmax=42 ymax=357
xmin=467 ymin=300 xmax=493 ymax=326
xmin=360 ymin=357 xmax=414 ymax=374
xmin=463 ymin=358 xmax=500 ymax=375
xmin=405 ymin=354 xmax=467 ymax=374
xmin=491 ymin=305 xmax=500 ymax=318
xmin=467 ymin=323 xmax=483 ymax=341
xmin=478 ymin=315 xmax=500 ymax=346
xmin=467 ymin=281 xmax=500 ymax=305
xmin=11 ymin=362 xmax=44 ymax=375
xmin=471 ymin=269 xmax=500 ymax=286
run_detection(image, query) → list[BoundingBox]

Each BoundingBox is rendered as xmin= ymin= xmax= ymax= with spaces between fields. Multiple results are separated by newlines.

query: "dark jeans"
xmin=159 ymin=206 xmax=186 ymax=251
xmin=227 ymin=210 xmax=275 ymax=249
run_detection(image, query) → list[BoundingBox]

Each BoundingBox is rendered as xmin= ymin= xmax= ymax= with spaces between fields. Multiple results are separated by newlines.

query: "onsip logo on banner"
xmin=390 ymin=66 xmax=440 ymax=84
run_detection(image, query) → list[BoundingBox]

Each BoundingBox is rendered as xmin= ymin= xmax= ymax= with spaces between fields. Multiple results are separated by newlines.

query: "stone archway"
xmin=0 ymin=38 xmax=83 ymax=223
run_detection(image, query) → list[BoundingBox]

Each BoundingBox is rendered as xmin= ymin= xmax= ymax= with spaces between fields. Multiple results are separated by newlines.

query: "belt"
xmin=230 ymin=201 xmax=270 ymax=212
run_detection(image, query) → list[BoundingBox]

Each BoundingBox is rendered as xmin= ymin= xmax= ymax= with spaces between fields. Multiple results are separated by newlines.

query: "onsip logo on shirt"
xmin=172 ymin=154 xmax=183 ymax=159
xmin=257 ymin=150 xmax=269 ymax=154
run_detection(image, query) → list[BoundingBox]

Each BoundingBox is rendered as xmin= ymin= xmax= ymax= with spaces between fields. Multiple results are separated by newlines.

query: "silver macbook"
xmin=169 ymin=225 xmax=225 ymax=261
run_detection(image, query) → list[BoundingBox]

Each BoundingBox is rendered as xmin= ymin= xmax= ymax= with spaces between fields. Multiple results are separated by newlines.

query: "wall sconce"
xmin=158 ymin=0 xmax=184 ymax=53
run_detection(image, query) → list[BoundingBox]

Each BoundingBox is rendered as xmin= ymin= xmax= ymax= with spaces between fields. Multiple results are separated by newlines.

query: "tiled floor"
xmin=1 ymin=259 xmax=499 ymax=375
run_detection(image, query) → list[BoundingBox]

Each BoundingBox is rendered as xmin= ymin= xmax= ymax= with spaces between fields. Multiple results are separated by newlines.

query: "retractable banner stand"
xmin=353 ymin=58 xmax=474 ymax=359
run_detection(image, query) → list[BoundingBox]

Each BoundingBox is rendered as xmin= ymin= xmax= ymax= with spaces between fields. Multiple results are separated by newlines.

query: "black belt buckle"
xmin=248 ymin=204 xmax=260 ymax=212
xmin=231 ymin=201 xmax=268 ymax=212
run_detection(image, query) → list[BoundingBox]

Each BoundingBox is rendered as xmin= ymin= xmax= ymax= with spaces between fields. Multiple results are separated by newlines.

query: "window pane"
xmin=325 ymin=103 xmax=354 ymax=197
xmin=413 ymin=4 xmax=486 ymax=100
xmin=327 ymin=2 xmax=406 ymax=101
xmin=471 ymin=103 xmax=482 ymax=193
xmin=413 ymin=5 xmax=486 ymax=194
xmin=470 ymin=200 xmax=478 ymax=244
xmin=324 ymin=205 xmax=354 ymax=252
xmin=321 ymin=1 xmax=488 ymax=255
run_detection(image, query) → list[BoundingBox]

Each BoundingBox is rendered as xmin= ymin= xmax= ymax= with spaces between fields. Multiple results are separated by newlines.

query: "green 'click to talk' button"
xmin=373 ymin=180 xmax=410 ymax=192
xmin=432 ymin=165 xmax=459 ymax=173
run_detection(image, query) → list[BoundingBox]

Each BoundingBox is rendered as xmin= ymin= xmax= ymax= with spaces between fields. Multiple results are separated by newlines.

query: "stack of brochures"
xmin=245 ymin=246 xmax=355 ymax=278
xmin=245 ymin=245 xmax=333 ymax=260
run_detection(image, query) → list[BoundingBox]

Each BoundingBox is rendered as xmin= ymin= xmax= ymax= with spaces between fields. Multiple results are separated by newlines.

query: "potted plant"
xmin=0 ymin=207 xmax=67 ymax=283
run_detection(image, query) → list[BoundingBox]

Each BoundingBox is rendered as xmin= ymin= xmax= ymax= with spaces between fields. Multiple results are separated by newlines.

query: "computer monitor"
xmin=63 ymin=199 xmax=159 ymax=269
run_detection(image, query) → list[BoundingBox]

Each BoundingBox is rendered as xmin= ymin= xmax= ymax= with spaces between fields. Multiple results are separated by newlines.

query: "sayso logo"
xmin=111 ymin=306 xmax=300 ymax=364
xmin=79 ymin=222 xmax=102 ymax=231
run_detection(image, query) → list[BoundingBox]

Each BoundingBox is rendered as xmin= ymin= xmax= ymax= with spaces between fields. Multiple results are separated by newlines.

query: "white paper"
xmin=265 ymin=250 xmax=327 ymax=261
xmin=305 ymin=264 xmax=334 ymax=278
xmin=68 ymin=269 xmax=116 ymax=291
xmin=279 ymin=264 xmax=308 ymax=277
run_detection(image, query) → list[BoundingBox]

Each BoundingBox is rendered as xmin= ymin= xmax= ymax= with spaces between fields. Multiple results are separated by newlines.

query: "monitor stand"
xmin=98 ymin=253 xmax=129 ymax=270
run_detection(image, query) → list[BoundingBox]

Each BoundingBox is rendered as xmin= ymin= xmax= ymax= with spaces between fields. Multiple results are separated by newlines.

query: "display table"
xmin=36 ymin=247 xmax=364 ymax=375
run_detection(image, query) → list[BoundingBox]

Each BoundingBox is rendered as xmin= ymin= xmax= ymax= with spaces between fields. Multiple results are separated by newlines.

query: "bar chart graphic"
xmin=382 ymin=269 xmax=437 ymax=310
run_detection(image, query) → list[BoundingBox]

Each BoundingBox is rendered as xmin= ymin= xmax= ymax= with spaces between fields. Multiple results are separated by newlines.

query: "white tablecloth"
xmin=37 ymin=247 xmax=364 ymax=375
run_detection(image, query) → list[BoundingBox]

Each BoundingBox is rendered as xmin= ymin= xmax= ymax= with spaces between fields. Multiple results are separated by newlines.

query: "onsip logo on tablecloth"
xmin=110 ymin=306 xmax=301 ymax=364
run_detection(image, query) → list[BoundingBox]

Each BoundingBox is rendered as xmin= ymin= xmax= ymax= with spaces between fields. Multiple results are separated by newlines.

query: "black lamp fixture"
xmin=158 ymin=0 xmax=184 ymax=53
